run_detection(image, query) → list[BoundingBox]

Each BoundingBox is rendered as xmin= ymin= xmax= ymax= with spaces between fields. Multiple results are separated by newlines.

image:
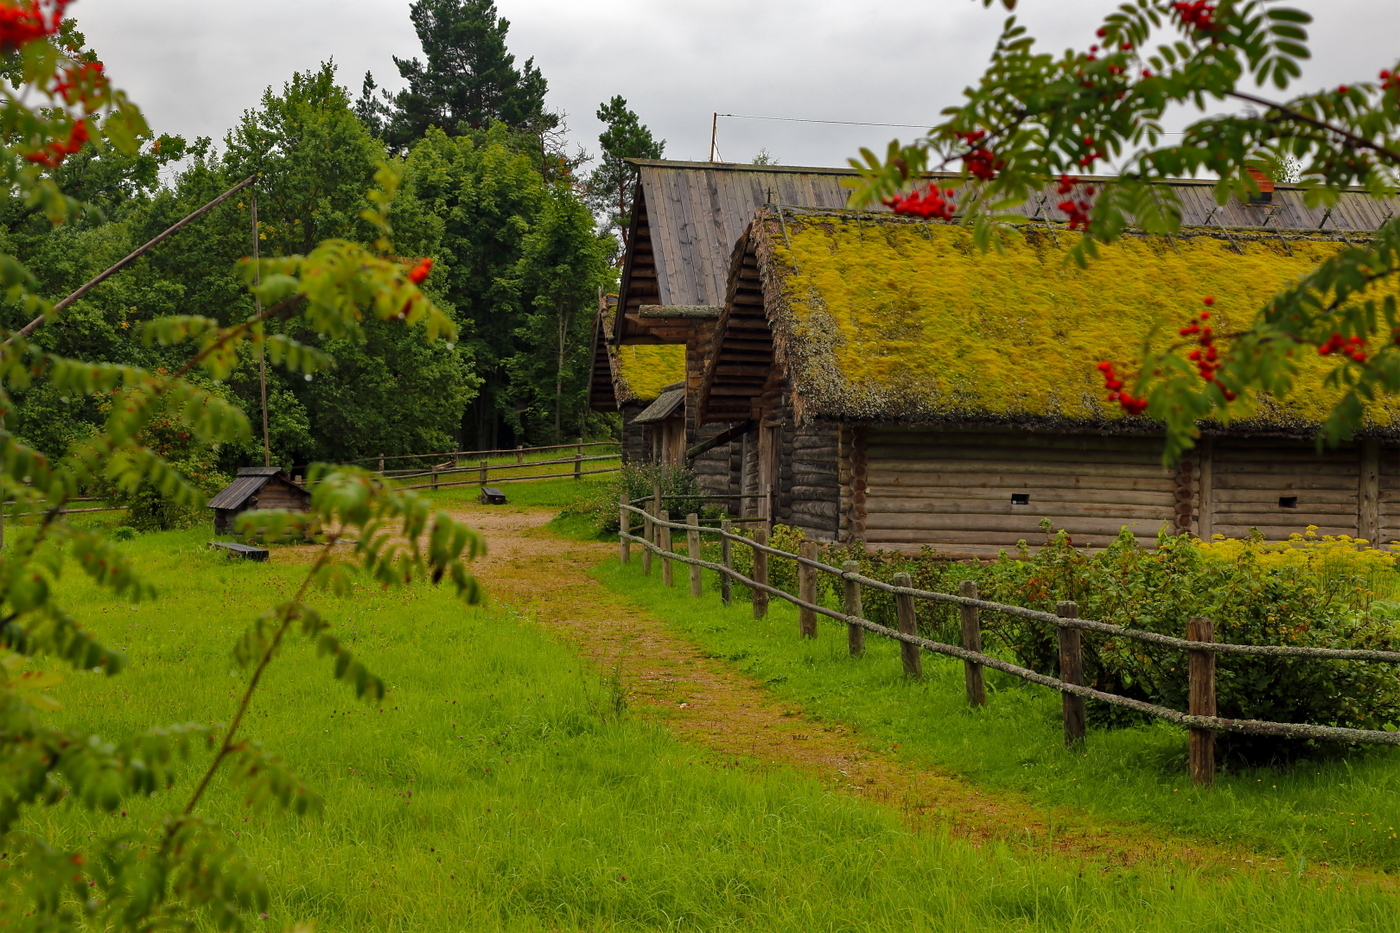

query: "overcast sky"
xmin=71 ymin=0 xmax=1400 ymax=173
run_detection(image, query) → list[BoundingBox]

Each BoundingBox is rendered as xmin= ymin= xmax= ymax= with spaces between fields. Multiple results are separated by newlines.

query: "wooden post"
xmin=1057 ymin=601 xmax=1086 ymax=748
xmin=798 ymin=540 xmax=818 ymax=639
xmin=641 ymin=500 xmax=653 ymax=577
xmin=959 ymin=580 xmax=986 ymax=708
xmin=720 ymin=519 xmax=734 ymax=605
xmin=1188 ymin=616 xmax=1217 ymax=787
xmin=619 ymin=494 xmax=631 ymax=565
xmin=843 ymin=560 xmax=864 ymax=657
xmin=479 ymin=459 xmax=488 ymax=484
xmin=660 ymin=509 xmax=674 ymax=588
xmin=378 ymin=453 xmax=385 ymax=474
xmin=516 ymin=445 xmax=523 ymax=464
xmin=574 ymin=454 xmax=582 ymax=481
xmin=751 ymin=527 xmax=769 ymax=619
xmin=432 ymin=466 xmax=439 ymax=490
xmin=686 ymin=513 xmax=703 ymax=597
xmin=893 ymin=572 xmax=922 ymax=678
xmin=577 ymin=436 xmax=584 ymax=458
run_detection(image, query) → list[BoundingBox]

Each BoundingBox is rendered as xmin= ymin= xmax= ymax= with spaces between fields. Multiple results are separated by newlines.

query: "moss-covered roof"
xmin=759 ymin=209 xmax=1400 ymax=433
xmin=613 ymin=344 xmax=686 ymax=403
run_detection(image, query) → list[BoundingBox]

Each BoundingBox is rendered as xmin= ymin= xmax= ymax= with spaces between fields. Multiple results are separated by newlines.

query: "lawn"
xmin=18 ymin=494 xmax=1400 ymax=930
xmin=593 ymin=555 xmax=1400 ymax=873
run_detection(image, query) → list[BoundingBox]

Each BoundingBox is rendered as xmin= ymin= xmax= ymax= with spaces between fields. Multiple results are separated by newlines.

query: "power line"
xmin=716 ymin=112 xmax=931 ymax=129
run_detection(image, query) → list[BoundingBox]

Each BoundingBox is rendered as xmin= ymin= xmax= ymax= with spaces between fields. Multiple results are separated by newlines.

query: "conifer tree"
xmin=586 ymin=96 xmax=664 ymax=250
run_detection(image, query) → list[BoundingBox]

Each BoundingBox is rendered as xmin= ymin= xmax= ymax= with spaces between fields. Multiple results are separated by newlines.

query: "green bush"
xmin=559 ymin=463 xmax=715 ymax=535
xmin=974 ymin=522 xmax=1400 ymax=763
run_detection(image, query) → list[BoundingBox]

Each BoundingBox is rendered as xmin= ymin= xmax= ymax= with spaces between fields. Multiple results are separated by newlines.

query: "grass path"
xmin=450 ymin=501 xmax=1295 ymax=876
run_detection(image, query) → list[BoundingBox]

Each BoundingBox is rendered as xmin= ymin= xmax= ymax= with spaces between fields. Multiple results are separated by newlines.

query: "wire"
xmin=722 ymin=112 xmax=929 ymax=128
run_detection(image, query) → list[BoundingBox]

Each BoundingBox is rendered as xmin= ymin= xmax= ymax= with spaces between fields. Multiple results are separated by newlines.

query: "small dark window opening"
xmin=1011 ymin=493 xmax=1030 ymax=506
xmin=1279 ymin=496 xmax=1299 ymax=509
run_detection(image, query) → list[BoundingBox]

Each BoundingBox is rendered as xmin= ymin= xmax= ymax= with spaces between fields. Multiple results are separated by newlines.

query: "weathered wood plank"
xmin=868 ymin=460 xmax=1173 ymax=480
xmin=866 ymin=499 xmax=1174 ymax=520
xmin=866 ymin=443 xmax=1168 ymax=466
xmin=864 ymin=513 xmax=1174 ymax=535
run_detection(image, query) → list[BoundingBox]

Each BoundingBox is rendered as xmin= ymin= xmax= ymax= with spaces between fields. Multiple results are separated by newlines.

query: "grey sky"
xmin=73 ymin=1 xmax=1400 ymax=172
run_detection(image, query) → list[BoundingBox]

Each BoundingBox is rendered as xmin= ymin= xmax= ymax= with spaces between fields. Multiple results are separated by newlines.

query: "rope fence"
xmin=616 ymin=500 xmax=1400 ymax=786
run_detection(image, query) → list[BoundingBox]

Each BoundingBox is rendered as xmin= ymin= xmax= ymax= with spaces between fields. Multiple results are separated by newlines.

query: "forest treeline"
xmin=5 ymin=0 xmax=665 ymax=487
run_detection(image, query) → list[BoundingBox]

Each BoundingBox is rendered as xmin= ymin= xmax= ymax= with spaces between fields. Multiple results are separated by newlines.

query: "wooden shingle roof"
xmin=208 ymin=468 xmax=304 ymax=511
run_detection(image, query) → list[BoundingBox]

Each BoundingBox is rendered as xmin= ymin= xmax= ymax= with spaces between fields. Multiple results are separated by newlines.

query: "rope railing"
xmin=615 ymin=500 xmax=1400 ymax=782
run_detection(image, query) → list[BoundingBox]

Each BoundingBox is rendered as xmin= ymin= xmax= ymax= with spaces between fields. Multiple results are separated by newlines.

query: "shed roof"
xmin=633 ymin=386 xmax=686 ymax=424
xmin=616 ymin=159 xmax=1400 ymax=347
xmin=700 ymin=207 xmax=1400 ymax=436
xmin=208 ymin=468 xmax=307 ymax=511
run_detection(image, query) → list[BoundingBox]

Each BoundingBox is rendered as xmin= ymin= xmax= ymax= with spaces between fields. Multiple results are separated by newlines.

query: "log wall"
xmin=1204 ymin=437 xmax=1362 ymax=540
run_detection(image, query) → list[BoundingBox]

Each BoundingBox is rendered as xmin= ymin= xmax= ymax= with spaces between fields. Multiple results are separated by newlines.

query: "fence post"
xmin=660 ymin=510 xmax=674 ymax=588
xmin=798 ymin=541 xmax=818 ymax=638
xmin=577 ymin=436 xmax=584 ymax=458
xmin=619 ymin=494 xmax=631 ymax=565
xmin=1057 ymin=601 xmax=1086 ymax=748
xmin=720 ymin=519 xmax=734 ymax=605
xmin=687 ymin=513 xmax=703 ymax=597
xmin=751 ymin=527 xmax=769 ymax=619
xmin=893 ymin=572 xmax=922 ymax=678
xmin=479 ymin=459 xmax=488 ymax=484
xmin=641 ymin=499 xmax=653 ymax=577
xmin=378 ymin=453 xmax=385 ymax=473
xmin=1188 ymin=616 xmax=1217 ymax=787
xmin=516 ymin=445 xmax=523 ymax=464
xmin=843 ymin=560 xmax=864 ymax=657
xmin=959 ymin=580 xmax=986 ymax=708
xmin=432 ymin=466 xmax=439 ymax=490
xmin=574 ymin=454 xmax=582 ymax=481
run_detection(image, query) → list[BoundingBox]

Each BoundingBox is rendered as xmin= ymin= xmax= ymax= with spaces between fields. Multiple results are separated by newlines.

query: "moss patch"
xmin=771 ymin=214 xmax=1400 ymax=430
xmin=615 ymin=344 xmax=686 ymax=402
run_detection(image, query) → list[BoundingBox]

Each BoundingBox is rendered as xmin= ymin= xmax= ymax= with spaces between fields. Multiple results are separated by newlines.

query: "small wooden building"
xmin=588 ymin=299 xmax=686 ymax=464
xmin=208 ymin=467 xmax=311 ymax=535
xmin=698 ymin=200 xmax=1400 ymax=557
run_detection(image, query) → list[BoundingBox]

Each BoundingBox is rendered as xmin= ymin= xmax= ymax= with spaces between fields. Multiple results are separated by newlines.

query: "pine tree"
xmin=585 ymin=96 xmax=663 ymax=251
xmin=385 ymin=0 xmax=556 ymax=150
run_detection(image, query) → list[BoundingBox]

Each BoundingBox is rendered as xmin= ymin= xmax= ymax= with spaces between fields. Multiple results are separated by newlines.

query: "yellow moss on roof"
xmin=614 ymin=344 xmax=686 ymax=402
xmin=771 ymin=214 xmax=1400 ymax=430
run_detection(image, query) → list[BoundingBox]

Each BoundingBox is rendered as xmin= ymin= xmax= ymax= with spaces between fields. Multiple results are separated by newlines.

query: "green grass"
xmin=387 ymin=453 xmax=621 ymax=495
xmin=21 ymin=523 xmax=1400 ymax=930
xmin=595 ymin=558 xmax=1400 ymax=873
xmin=399 ymin=472 xmax=618 ymax=510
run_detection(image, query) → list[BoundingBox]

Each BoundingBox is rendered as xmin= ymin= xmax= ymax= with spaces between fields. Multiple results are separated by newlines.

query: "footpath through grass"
xmin=24 ymin=510 xmax=1400 ymax=930
xmin=594 ymin=558 xmax=1400 ymax=874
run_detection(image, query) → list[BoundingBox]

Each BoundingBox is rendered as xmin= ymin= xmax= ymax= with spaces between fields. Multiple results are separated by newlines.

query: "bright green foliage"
xmin=849 ymin=1 xmax=1400 ymax=462
xmin=585 ymin=96 xmax=665 ymax=249
xmin=0 ymin=24 xmax=485 ymax=927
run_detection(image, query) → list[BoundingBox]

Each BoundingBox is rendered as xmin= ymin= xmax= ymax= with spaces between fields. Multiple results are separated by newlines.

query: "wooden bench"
xmin=478 ymin=486 xmax=508 ymax=505
xmin=209 ymin=541 xmax=270 ymax=561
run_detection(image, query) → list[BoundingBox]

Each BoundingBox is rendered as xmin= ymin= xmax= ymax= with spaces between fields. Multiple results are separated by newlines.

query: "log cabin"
xmin=698 ymin=197 xmax=1400 ymax=558
xmin=588 ymin=300 xmax=686 ymax=464
xmin=208 ymin=467 xmax=311 ymax=536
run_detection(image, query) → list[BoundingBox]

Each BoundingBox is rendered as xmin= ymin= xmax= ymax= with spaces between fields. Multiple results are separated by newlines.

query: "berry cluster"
xmin=0 ymin=0 xmax=69 ymax=52
xmin=1381 ymin=69 xmax=1400 ymax=92
xmin=51 ymin=60 xmax=103 ymax=109
xmin=408 ymin=257 xmax=433 ymax=284
xmin=1172 ymin=1 xmax=1217 ymax=32
xmin=1056 ymin=175 xmax=1094 ymax=230
xmin=1317 ymin=332 xmax=1367 ymax=362
xmin=958 ymin=130 xmax=1004 ymax=180
xmin=1096 ymin=361 xmax=1149 ymax=415
xmin=884 ymin=186 xmax=957 ymax=221
xmin=24 ymin=118 xmax=85 ymax=167
xmin=1076 ymin=135 xmax=1106 ymax=169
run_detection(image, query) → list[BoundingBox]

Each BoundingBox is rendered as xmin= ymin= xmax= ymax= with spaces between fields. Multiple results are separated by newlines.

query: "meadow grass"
xmin=21 ymin=514 xmax=1400 ymax=930
xmin=594 ymin=557 xmax=1400 ymax=874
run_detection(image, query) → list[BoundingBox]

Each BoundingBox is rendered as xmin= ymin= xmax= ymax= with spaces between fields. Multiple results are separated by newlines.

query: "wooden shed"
xmin=208 ymin=467 xmax=311 ymax=535
xmin=698 ymin=200 xmax=1400 ymax=557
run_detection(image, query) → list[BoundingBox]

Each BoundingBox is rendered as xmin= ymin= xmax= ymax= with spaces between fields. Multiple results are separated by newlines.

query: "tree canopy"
xmin=585 ymin=96 xmax=664 ymax=251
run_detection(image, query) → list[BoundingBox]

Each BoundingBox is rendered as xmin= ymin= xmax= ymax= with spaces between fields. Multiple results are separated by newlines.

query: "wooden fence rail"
xmin=615 ymin=501 xmax=1400 ymax=785
xmin=352 ymin=439 xmax=620 ymax=468
xmin=390 ymin=453 xmax=618 ymax=480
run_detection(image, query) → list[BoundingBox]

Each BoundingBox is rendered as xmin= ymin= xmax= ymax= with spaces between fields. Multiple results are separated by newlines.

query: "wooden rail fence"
xmin=355 ymin=439 xmax=620 ymax=474
xmin=617 ymin=500 xmax=1400 ymax=786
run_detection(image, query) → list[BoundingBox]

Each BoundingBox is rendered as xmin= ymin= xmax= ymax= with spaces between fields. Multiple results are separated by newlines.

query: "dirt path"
xmin=450 ymin=502 xmax=1352 ymax=877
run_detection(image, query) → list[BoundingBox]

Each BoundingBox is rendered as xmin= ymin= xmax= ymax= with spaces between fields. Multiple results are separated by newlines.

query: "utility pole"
xmin=252 ymin=191 xmax=270 ymax=467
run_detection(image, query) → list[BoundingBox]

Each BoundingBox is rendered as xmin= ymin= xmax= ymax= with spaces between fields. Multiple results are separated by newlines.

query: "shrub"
xmin=976 ymin=521 xmax=1400 ymax=762
xmin=562 ymin=463 xmax=714 ymax=535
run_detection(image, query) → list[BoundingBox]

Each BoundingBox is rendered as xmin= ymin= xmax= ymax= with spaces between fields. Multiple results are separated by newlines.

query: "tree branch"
xmin=1226 ymin=90 xmax=1400 ymax=166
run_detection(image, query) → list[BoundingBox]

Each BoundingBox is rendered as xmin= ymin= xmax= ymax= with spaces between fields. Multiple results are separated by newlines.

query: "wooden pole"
xmin=641 ymin=499 xmax=653 ymax=576
xmin=516 ymin=445 xmax=523 ymax=464
xmin=574 ymin=454 xmax=582 ymax=481
xmin=378 ymin=453 xmax=385 ymax=474
xmin=687 ymin=513 xmax=703 ymax=597
xmin=432 ymin=467 xmax=439 ymax=490
xmin=843 ymin=560 xmax=864 ymax=657
xmin=893 ymin=572 xmax=922 ymax=678
xmin=1188 ymin=616 xmax=1217 ymax=787
xmin=751 ymin=527 xmax=769 ymax=619
xmin=619 ymin=493 xmax=631 ymax=565
xmin=660 ymin=509 xmax=674 ymax=588
xmin=798 ymin=540 xmax=818 ymax=638
xmin=959 ymin=580 xmax=986 ymax=708
xmin=1057 ymin=601 xmax=1086 ymax=748
xmin=252 ymin=190 xmax=271 ymax=468
xmin=720 ymin=519 xmax=733 ymax=605
xmin=479 ymin=459 xmax=488 ymax=484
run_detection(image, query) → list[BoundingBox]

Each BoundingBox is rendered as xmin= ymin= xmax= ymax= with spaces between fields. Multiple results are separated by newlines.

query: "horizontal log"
xmin=793 ymin=434 xmax=838 ymax=449
xmin=866 ymin=443 xmax=1167 ymax=468
xmin=866 ymin=498 xmax=1174 ymax=520
xmin=864 ymin=512 xmax=1175 ymax=535
xmin=793 ymin=446 xmax=840 ymax=459
xmin=868 ymin=460 xmax=1174 ymax=481
xmin=1213 ymin=487 xmax=1357 ymax=506
xmin=1211 ymin=523 xmax=1358 ymax=539
xmin=860 ymin=528 xmax=1160 ymax=546
xmin=791 ymin=500 xmax=839 ymax=519
xmin=791 ymin=485 xmax=839 ymax=502
xmin=1213 ymin=460 xmax=1358 ymax=478
xmin=869 ymin=426 xmax=1166 ymax=452
xmin=1205 ymin=473 xmax=1357 ymax=492
xmin=1212 ymin=504 xmax=1357 ymax=521
xmin=865 ymin=486 xmax=1176 ymax=507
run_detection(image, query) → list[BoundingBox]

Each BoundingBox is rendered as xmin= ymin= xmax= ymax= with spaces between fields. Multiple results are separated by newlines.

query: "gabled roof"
xmin=633 ymin=386 xmax=686 ymax=424
xmin=616 ymin=159 xmax=1400 ymax=348
xmin=700 ymin=207 xmax=1400 ymax=436
xmin=588 ymin=293 xmax=688 ymax=411
xmin=208 ymin=468 xmax=306 ymax=511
